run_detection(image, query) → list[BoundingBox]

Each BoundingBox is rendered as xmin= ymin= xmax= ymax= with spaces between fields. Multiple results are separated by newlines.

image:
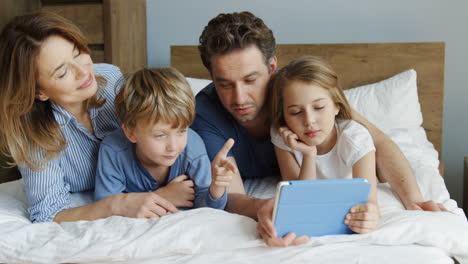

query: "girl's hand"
xmin=344 ymin=202 xmax=380 ymax=234
xmin=154 ymin=175 xmax=195 ymax=207
xmin=279 ymin=127 xmax=317 ymax=156
xmin=210 ymin=139 xmax=236 ymax=199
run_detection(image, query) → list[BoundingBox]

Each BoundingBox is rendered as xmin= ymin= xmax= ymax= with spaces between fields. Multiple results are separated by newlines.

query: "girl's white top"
xmin=270 ymin=119 xmax=375 ymax=179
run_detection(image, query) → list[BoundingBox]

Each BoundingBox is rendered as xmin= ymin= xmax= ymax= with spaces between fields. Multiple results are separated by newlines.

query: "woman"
xmin=0 ymin=12 xmax=177 ymax=223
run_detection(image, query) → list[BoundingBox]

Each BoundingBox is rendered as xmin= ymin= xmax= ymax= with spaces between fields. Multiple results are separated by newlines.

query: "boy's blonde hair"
xmin=115 ymin=67 xmax=195 ymax=131
xmin=270 ymin=56 xmax=352 ymax=128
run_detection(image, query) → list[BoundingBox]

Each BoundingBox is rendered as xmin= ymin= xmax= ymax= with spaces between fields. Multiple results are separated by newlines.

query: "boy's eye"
xmin=154 ymin=134 xmax=165 ymax=138
xmin=178 ymin=129 xmax=187 ymax=134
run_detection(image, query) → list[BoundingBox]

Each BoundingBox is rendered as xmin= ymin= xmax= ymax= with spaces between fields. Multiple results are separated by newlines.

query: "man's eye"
xmin=245 ymin=79 xmax=256 ymax=83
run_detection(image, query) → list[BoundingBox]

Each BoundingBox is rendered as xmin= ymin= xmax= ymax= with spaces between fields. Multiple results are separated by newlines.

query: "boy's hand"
xmin=279 ymin=127 xmax=317 ymax=156
xmin=210 ymin=138 xmax=236 ymax=199
xmin=345 ymin=202 xmax=380 ymax=234
xmin=154 ymin=175 xmax=195 ymax=208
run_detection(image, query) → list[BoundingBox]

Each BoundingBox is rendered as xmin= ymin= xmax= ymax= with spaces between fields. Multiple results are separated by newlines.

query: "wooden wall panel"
xmin=103 ymin=0 xmax=147 ymax=73
xmin=41 ymin=3 xmax=104 ymax=44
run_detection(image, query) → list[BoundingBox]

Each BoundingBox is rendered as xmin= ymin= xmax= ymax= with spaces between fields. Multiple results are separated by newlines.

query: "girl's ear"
xmin=36 ymin=90 xmax=49 ymax=101
xmin=122 ymin=124 xmax=138 ymax=143
xmin=334 ymin=103 xmax=340 ymax=116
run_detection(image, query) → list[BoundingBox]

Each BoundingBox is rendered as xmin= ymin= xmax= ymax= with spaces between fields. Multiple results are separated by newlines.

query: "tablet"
xmin=272 ymin=179 xmax=371 ymax=237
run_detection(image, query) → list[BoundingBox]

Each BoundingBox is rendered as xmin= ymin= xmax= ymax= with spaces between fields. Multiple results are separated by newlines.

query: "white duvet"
xmin=0 ymin=128 xmax=467 ymax=264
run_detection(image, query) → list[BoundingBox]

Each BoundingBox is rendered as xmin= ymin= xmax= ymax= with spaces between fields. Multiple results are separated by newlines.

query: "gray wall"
xmin=146 ymin=0 xmax=468 ymax=206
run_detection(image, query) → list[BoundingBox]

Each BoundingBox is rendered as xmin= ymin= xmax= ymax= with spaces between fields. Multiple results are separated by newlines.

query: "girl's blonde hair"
xmin=270 ymin=56 xmax=352 ymax=128
xmin=0 ymin=12 xmax=106 ymax=170
xmin=115 ymin=68 xmax=195 ymax=131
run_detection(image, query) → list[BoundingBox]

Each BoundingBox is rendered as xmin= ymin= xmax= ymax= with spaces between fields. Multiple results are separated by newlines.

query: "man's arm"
xmin=352 ymin=110 xmax=428 ymax=209
xmin=223 ymin=156 xmax=268 ymax=219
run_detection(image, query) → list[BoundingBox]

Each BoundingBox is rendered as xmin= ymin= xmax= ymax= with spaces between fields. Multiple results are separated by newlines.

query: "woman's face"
xmin=36 ymin=35 xmax=96 ymax=112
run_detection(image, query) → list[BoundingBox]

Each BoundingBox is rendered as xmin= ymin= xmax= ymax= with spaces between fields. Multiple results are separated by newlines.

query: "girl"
xmin=269 ymin=56 xmax=380 ymax=233
xmin=0 ymin=12 xmax=178 ymax=223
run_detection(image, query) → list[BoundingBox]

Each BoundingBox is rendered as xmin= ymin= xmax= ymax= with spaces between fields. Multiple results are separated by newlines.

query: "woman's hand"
xmin=115 ymin=191 xmax=178 ymax=218
xmin=154 ymin=175 xmax=195 ymax=207
xmin=279 ymin=127 xmax=317 ymax=157
xmin=345 ymin=202 xmax=380 ymax=233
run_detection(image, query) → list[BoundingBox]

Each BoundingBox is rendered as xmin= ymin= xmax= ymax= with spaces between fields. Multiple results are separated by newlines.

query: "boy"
xmin=94 ymin=67 xmax=234 ymax=212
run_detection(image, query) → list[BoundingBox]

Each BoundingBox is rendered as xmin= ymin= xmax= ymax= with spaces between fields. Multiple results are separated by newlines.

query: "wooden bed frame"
xmin=171 ymin=42 xmax=445 ymax=172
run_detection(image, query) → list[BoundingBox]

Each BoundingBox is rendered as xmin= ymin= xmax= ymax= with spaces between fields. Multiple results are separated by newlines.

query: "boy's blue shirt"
xmin=94 ymin=128 xmax=227 ymax=210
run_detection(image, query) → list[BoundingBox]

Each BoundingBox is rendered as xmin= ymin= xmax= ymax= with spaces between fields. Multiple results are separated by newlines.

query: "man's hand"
xmin=256 ymin=198 xmax=310 ymax=247
xmin=210 ymin=139 xmax=236 ymax=199
xmin=154 ymin=175 xmax=195 ymax=207
xmin=279 ymin=127 xmax=317 ymax=156
xmin=406 ymin=200 xmax=448 ymax=212
xmin=116 ymin=192 xmax=178 ymax=218
xmin=345 ymin=202 xmax=380 ymax=234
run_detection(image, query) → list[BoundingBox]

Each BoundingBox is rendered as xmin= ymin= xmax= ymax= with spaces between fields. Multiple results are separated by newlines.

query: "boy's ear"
xmin=122 ymin=124 xmax=137 ymax=143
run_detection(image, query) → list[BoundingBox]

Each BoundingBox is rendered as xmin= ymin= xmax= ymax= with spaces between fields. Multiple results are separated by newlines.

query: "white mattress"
xmin=0 ymin=128 xmax=467 ymax=264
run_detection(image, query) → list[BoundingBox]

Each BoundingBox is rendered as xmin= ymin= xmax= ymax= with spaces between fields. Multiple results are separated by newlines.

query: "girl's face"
xmin=35 ymin=35 xmax=96 ymax=112
xmin=282 ymin=80 xmax=340 ymax=150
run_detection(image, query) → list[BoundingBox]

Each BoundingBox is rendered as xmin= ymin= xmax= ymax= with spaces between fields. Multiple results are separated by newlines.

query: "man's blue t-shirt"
xmin=94 ymin=128 xmax=227 ymax=210
xmin=191 ymin=82 xmax=279 ymax=179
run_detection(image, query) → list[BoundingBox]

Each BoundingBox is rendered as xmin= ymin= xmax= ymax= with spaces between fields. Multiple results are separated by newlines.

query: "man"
xmin=191 ymin=11 xmax=444 ymax=247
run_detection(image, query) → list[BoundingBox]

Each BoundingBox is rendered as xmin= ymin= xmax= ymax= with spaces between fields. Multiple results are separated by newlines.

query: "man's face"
xmin=210 ymin=45 xmax=277 ymax=124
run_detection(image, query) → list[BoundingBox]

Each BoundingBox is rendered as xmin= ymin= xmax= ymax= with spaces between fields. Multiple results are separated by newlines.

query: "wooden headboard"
xmin=171 ymin=42 xmax=445 ymax=156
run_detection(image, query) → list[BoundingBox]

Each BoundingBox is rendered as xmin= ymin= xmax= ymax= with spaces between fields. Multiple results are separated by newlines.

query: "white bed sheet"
xmin=0 ymin=129 xmax=467 ymax=264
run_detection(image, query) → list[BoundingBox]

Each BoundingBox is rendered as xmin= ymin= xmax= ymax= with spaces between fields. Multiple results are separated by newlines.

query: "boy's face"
xmin=124 ymin=121 xmax=188 ymax=168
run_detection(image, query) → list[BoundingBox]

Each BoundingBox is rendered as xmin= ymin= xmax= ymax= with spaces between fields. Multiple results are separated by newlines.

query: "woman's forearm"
xmin=53 ymin=194 xmax=122 ymax=223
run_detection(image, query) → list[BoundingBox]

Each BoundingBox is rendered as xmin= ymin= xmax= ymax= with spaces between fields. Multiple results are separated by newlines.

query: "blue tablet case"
xmin=273 ymin=179 xmax=370 ymax=237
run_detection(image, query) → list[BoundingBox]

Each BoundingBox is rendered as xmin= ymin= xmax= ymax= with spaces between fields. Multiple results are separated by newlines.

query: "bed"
xmin=0 ymin=42 xmax=467 ymax=264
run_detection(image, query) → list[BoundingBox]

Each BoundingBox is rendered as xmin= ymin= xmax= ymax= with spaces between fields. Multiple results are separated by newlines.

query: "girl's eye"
xmin=290 ymin=111 xmax=301 ymax=116
xmin=58 ymin=69 xmax=68 ymax=79
xmin=315 ymin=106 xmax=325 ymax=110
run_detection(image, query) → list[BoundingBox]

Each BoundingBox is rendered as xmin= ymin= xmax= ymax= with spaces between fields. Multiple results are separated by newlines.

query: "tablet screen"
xmin=273 ymin=179 xmax=370 ymax=237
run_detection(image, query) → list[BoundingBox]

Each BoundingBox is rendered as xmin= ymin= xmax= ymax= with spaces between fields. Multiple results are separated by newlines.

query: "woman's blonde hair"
xmin=115 ymin=67 xmax=195 ymax=131
xmin=270 ymin=56 xmax=352 ymax=128
xmin=0 ymin=12 xmax=106 ymax=170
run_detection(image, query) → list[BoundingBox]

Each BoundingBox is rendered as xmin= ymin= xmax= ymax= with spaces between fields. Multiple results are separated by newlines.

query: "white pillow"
xmin=343 ymin=69 xmax=423 ymax=132
xmin=186 ymin=77 xmax=212 ymax=96
xmin=186 ymin=69 xmax=423 ymax=133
